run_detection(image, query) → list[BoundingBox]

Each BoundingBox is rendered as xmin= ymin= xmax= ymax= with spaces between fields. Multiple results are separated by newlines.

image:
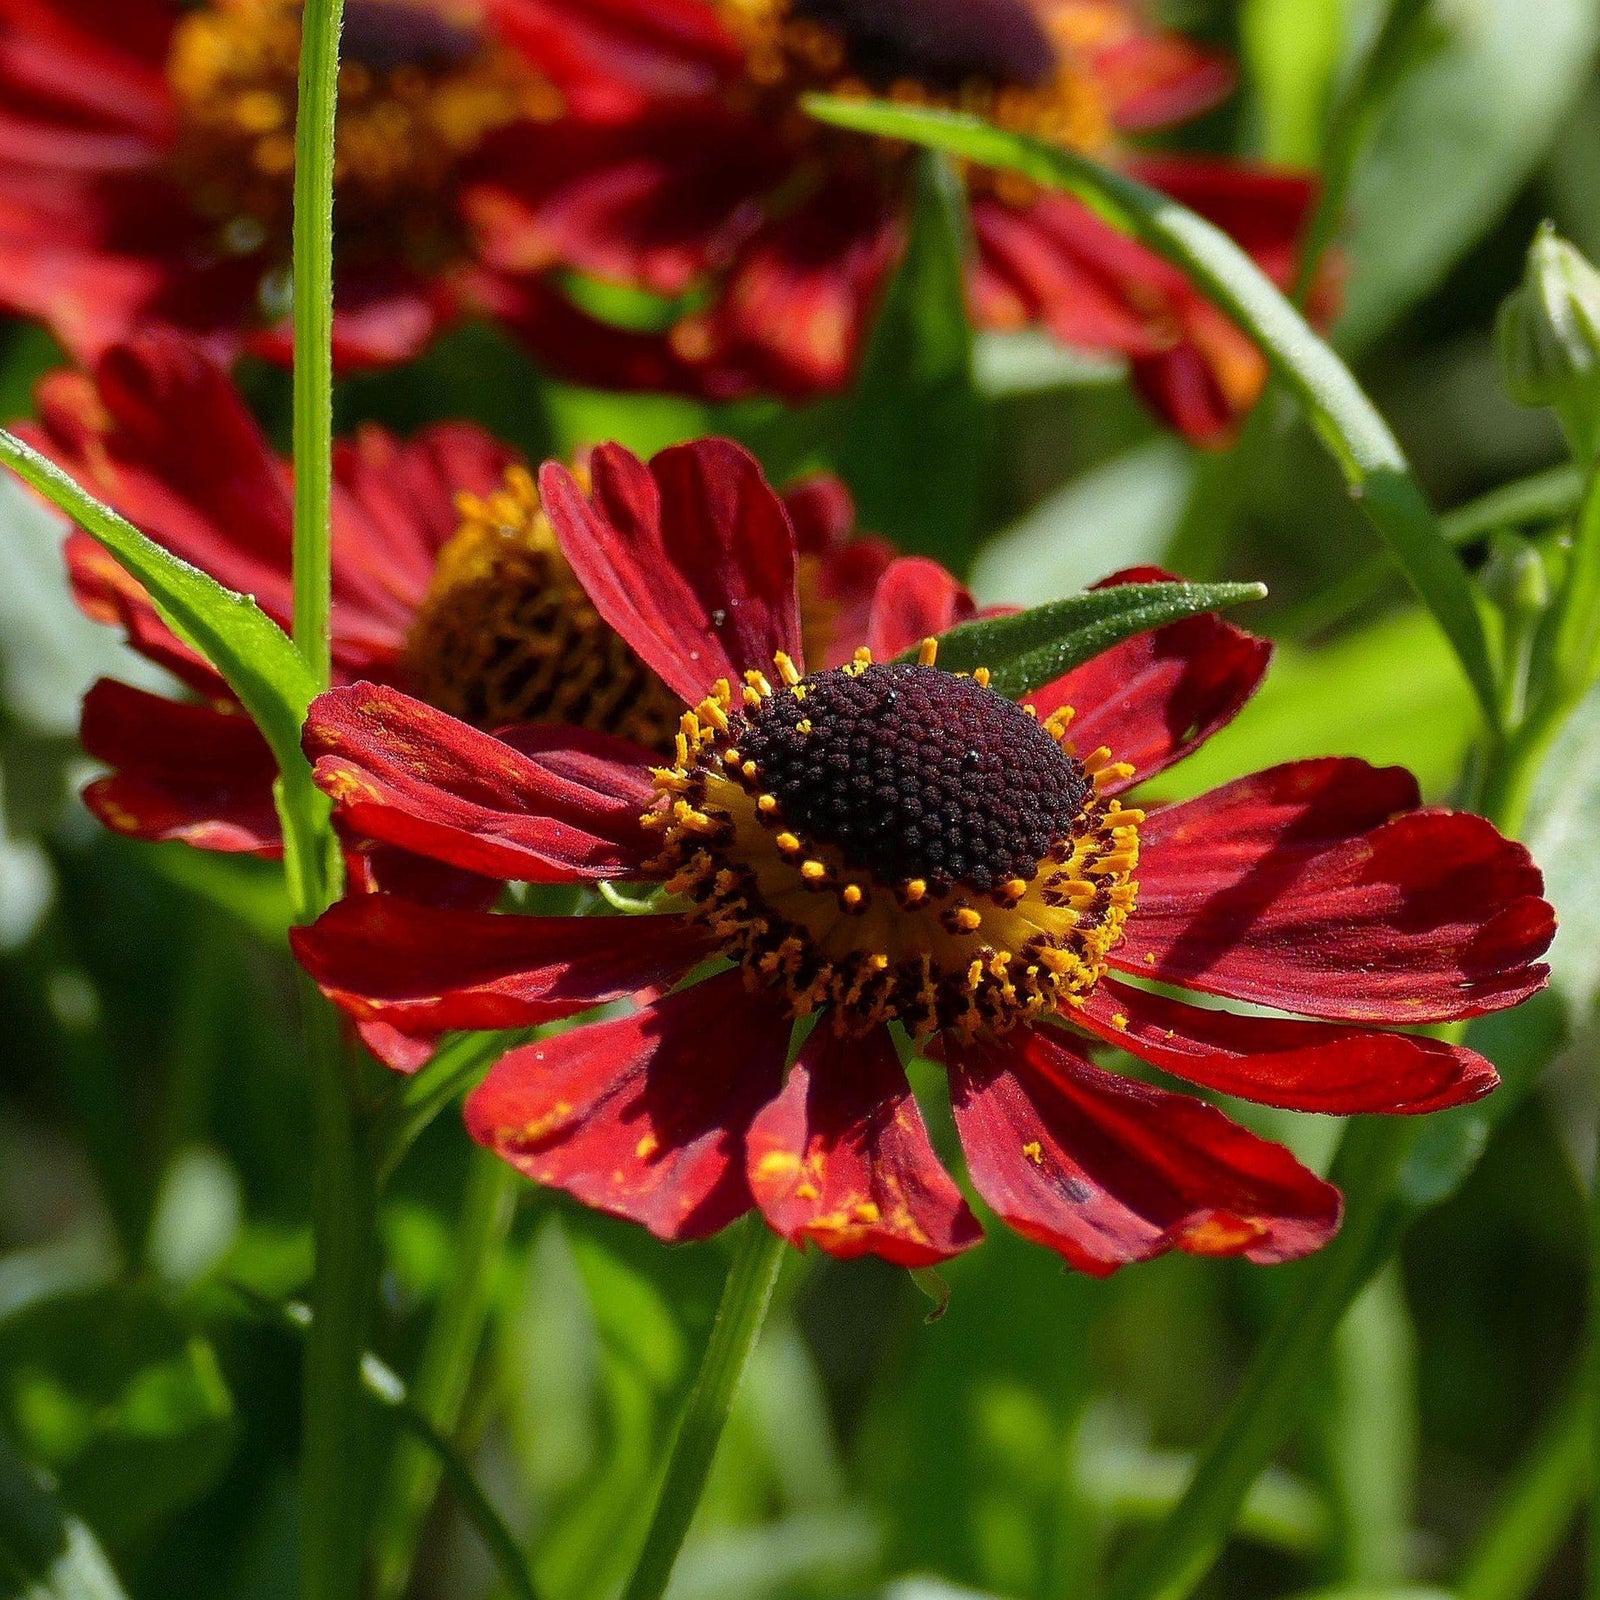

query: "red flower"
xmin=32 ymin=332 xmax=901 ymax=868
xmin=292 ymin=438 xmax=1554 ymax=1273
xmin=465 ymin=0 xmax=1333 ymax=442
xmin=0 ymin=0 xmax=588 ymax=368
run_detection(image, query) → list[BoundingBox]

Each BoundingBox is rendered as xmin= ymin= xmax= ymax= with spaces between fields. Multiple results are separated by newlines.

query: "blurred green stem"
xmin=617 ymin=1217 xmax=787 ymax=1600
xmin=372 ymin=1152 xmax=518 ymax=1600
xmin=1458 ymin=1378 xmax=1587 ymax=1600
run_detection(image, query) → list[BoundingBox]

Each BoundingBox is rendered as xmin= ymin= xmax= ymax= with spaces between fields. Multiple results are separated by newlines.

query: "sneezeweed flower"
xmin=0 ymin=0 xmax=589 ymax=367
xmin=471 ymin=0 xmax=1332 ymax=442
xmin=27 ymin=332 xmax=900 ymax=871
xmin=292 ymin=439 xmax=1555 ymax=1274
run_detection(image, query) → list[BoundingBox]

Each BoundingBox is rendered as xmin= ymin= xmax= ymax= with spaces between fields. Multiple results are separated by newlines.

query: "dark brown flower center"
xmin=342 ymin=0 xmax=482 ymax=72
xmin=736 ymin=662 xmax=1088 ymax=892
xmin=790 ymin=0 xmax=1057 ymax=90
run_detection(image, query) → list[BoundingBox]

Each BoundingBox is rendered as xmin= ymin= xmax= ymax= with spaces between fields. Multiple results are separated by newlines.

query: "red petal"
xmin=1026 ymin=566 xmax=1271 ymax=792
xmin=79 ymin=678 xmax=281 ymax=855
xmin=691 ymin=179 xmax=903 ymax=397
xmin=292 ymin=894 xmax=717 ymax=1036
xmin=947 ymin=1024 xmax=1342 ymax=1275
xmin=782 ymin=472 xmax=857 ymax=556
xmin=463 ymin=970 xmax=789 ymax=1241
xmin=466 ymin=108 xmax=782 ymax=293
xmin=28 ymin=335 xmax=295 ymax=616
xmin=1094 ymin=35 xmax=1236 ymax=132
xmin=865 ymin=557 xmax=977 ymax=661
xmin=1118 ymin=761 xmax=1554 ymax=1022
xmin=541 ymin=438 xmax=802 ymax=702
xmin=747 ymin=1023 xmax=982 ymax=1267
xmin=1074 ymin=978 xmax=1498 ymax=1115
xmin=305 ymin=684 xmax=656 ymax=883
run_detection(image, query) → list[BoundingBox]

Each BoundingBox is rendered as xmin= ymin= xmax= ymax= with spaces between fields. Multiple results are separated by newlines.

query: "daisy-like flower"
xmin=292 ymin=438 xmax=1554 ymax=1273
xmin=29 ymin=332 xmax=901 ymax=871
xmin=468 ymin=0 xmax=1332 ymax=442
xmin=0 ymin=0 xmax=590 ymax=367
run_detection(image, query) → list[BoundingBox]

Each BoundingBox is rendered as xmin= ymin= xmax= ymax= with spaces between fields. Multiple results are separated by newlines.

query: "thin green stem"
xmin=1458 ymin=1377 xmax=1586 ymax=1600
xmin=299 ymin=978 xmax=379 ymax=1600
xmin=617 ymin=1218 xmax=788 ymax=1600
xmin=372 ymin=1152 xmax=518 ymax=1600
xmin=1591 ymin=1159 xmax=1600 ymax=1600
xmin=291 ymin=0 xmax=343 ymax=690
xmin=1106 ymin=1118 xmax=1418 ymax=1600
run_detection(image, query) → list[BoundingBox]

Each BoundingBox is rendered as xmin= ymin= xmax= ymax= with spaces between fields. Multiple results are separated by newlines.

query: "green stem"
xmin=1458 ymin=1377 xmax=1586 ymax=1600
xmin=1107 ymin=1117 xmax=1417 ymax=1600
xmin=292 ymin=0 xmax=343 ymax=690
xmin=372 ymin=1152 xmax=518 ymax=1600
xmin=617 ymin=1218 xmax=788 ymax=1600
xmin=299 ymin=978 xmax=379 ymax=1600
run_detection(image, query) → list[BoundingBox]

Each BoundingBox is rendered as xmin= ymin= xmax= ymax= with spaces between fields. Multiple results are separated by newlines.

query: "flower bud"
xmin=1496 ymin=224 xmax=1600 ymax=460
xmin=1479 ymin=531 xmax=1551 ymax=623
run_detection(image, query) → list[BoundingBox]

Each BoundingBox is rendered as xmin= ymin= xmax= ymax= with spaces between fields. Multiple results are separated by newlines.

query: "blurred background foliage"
xmin=4 ymin=1 xmax=1600 ymax=1598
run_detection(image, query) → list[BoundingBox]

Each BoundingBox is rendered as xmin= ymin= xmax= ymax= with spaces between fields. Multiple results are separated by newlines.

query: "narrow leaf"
xmin=805 ymin=97 xmax=1501 ymax=730
xmin=0 ymin=432 xmax=313 ymax=780
xmin=905 ymin=581 xmax=1266 ymax=700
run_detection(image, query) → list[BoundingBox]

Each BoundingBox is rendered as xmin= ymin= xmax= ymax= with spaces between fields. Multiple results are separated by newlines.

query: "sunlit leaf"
xmin=1338 ymin=0 xmax=1600 ymax=352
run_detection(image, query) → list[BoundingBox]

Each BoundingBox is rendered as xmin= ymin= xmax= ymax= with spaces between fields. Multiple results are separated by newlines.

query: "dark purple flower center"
xmin=736 ymin=663 xmax=1088 ymax=891
xmin=790 ymin=0 xmax=1058 ymax=91
xmin=342 ymin=0 xmax=481 ymax=72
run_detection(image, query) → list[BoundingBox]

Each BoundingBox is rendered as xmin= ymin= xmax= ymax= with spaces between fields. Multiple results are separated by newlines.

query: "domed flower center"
xmin=647 ymin=643 xmax=1141 ymax=1040
xmin=737 ymin=661 xmax=1087 ymax=891
xmin=167 ymin=0 xmax=555 ymax=268
xmin=718 ymin=0 xmax=1116 ymax=164
xmin=789 ymin=0 xmax=1057 ymax=91
xmin=401 ymin=466 xmax=685 ymax=752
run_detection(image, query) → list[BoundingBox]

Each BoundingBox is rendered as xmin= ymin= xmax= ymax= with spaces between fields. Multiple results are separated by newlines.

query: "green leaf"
xmin=0 ymin=431 xmax=313 ymax=781
xmin=1338 ymin=0 xmax=1600 ymax=352
xmin=1524 ymin=680 xmax=1600 ymax=1021
xmin=906 ymin=581 xmax=1266 ymax=700
xmin=804 ymin=96 xmax=1502 ymax=730
xmin=0 ymin=1433 xmax=129 ymax=1600
xmin=833 ymin=150 xmax=986 ymax=568
xmin=0 ymin=1286 xmax=236 ymax=1545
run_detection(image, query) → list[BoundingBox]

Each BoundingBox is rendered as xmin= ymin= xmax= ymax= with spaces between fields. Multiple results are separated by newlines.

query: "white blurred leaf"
xmin=970 ymin=441 xmax=1195 ymax=609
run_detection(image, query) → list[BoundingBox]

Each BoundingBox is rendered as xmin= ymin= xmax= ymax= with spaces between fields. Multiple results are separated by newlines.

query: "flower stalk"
xmin=617 ymin=1218 xmax=788 ymax=1600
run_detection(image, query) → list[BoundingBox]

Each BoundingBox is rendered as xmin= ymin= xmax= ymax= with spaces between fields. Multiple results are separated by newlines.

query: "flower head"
xmin=293 ymin=438 xmax=1554 ymax=1274
xmin=470 ymin=0 xmax=1333 ymax=442
xmin=0 ymin=0 xmax=568 ymax=366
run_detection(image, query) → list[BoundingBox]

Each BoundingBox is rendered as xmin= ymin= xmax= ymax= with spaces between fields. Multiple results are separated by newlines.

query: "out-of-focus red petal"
xmin=79 ymin=678 xmax=282 ymax=855
xmin=1074 ymin=978 xmax=1499 ymax=1115
xmin=463 ymin=969 xmax=789 ymax=1241
xmin=466 ymin=108 xmax=783 ymax=293
xmin=946 ymin=1023 xmax=1342 ymax=1275
xmin=305 ymin=684 xmax=656 ymax=883
xmin=1118 ymin=761 xmax=1554 ymax=1022
xmin=63 ymin=529 xmax=220 ymax=694
xmin=27 ymin=335 xmax=295 ymax=616
xmin=487 ymin=0 xmax=743 ymax=120
xmin=865 ymin=557 xmax=977 ymax=661
xmin=687 ymin=178 xmax=903 ymax=398
xmin=1093 ymin=34 xmax=1236 ymax=132
xmin=747 ymin=1023 xmax=982 ymax=1267
xmin=250 ymin=266 xmax=458 ymax=373
xmin=355 ymin=1020 xmax=439 ymax=1075
xmin=292 ymin=894 xmax=716 ymax=1037
xmin=541 ymin=438 xmax=802 ymax=702
xmin=782 ymin=472 xmax=857 ymax=557
xmin=1026 ymin=566 xmax=1271 ymax=793
xmin=328 ymin=419 xmax=519 ymax=673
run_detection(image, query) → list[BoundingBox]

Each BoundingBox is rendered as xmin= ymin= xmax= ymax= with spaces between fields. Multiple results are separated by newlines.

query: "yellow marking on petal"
xmin=1022 ymin=1140 xmax=1044 ymax=1165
